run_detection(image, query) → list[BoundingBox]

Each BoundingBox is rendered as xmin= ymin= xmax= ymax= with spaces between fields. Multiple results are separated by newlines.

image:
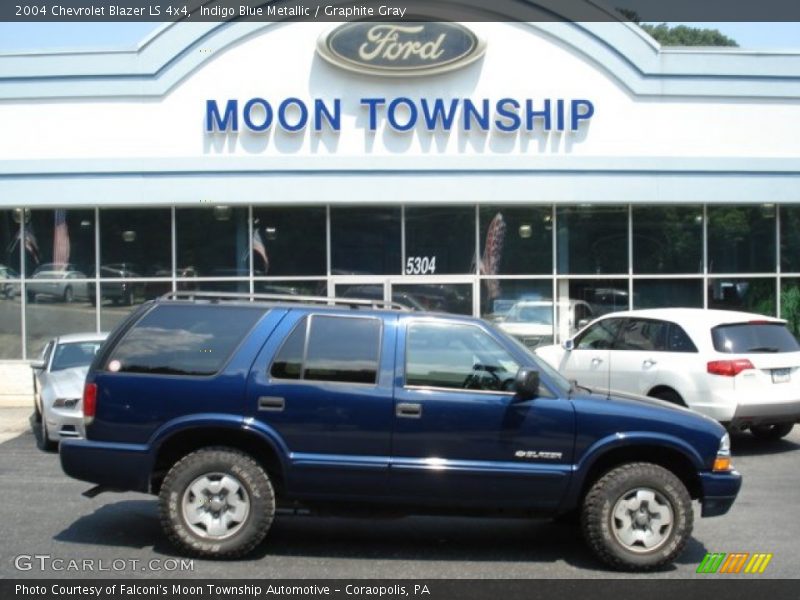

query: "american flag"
xmin=7 ymin=226 xmax=39 ymax=265
xmin=480 ymin=212 xmax=506 ymax=299
xmin=53 ymin=209 xmax=70 ymax=266
xmin=252 ymin=226 xmax=269 ymax=274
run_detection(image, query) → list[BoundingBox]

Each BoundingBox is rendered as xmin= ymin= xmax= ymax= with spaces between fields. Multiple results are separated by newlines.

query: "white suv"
xmin=534 ymin=308 xmax=800 ymax=441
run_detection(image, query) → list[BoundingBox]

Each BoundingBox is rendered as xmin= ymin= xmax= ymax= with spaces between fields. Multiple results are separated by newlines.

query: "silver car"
xmin=32 ymin=332 xmax=108 ymax=451
xmin=27 ymin=263 xmax=90 ymax=303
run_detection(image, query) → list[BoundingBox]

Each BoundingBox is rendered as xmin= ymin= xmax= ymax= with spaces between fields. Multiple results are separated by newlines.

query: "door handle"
xmin=396 ymin=402 xmax=422 ymax=419
xmin=643 ymin=359 xmax=657 ymax=368
xmin=591 ymin=357 xmax=604 ymax=365
xmin=258 ymin=396 xmax=285 ymax=412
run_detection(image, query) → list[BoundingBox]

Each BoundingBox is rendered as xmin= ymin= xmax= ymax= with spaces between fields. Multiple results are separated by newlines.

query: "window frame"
xmin=103 ymin=303 xmax=267 ymax=378
xmin=268 ymin=313 xmax=384 ymax=387
xmin=403 ymin=319 xmax=520 ymax=396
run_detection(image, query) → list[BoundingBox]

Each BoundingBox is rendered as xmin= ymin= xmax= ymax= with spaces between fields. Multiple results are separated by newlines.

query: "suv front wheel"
xmin=582 ymin=462 xmax=692 ymax=571
xmin=159 ymin=447 xmax=275 ymax=558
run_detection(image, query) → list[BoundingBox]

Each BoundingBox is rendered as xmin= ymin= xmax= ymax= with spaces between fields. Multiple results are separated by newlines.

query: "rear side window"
xmin=270 ymin=315 xmax=381 ymax=385
xmin=711 ymin=322 xmax=800 ymax=354
xmin=107 ymin=304 xmax=265 ymax=376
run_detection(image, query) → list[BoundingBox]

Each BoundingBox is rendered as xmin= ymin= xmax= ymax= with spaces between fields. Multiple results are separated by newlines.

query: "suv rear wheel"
xmin=582 ymin=462 xmax=692 ymax=571
xmin=750 ymin=423 xmax=794 ymax=441
xmin=159 ymin=447 xmax=275 ymax=558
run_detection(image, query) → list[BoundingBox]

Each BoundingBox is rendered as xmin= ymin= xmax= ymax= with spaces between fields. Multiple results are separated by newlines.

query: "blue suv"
xmin=60 ymin=292 xmax=741 ymax=571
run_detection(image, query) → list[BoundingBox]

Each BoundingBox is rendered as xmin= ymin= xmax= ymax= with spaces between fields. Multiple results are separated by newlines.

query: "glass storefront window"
xmin=406 ymin=206 xmax=475 ymax=275
xmin=25 ymin=291 xmax=96 ymax=358
xmin=481 ymin=279 xmax=553 ymax=348
xmin=99 ymin=282 xmax=150 ymax=331
xmin=0 ymin=210 xmax=22 ymax=358
xmin=708 ymin=205 xmax=776 ymax=273
xmin=331 ymin=207 xmax=401 ymax=275
xmin=780 ymin=279 xmax=800 ymax=338
xmin=559 ymin=278 xmax=629 ymax=317
xmin=632 ymin=206 xmax=703 ymax=274
xmin=100 ymin=208 xmax=171 ymax=277
xmin=780 ymin=207 xmax=800 ymax=274
xmin=176 ymin=207 xmax=249 ymax=277
xmin=254 ymin=280 xmax=327 ymax=297
xmin=556 ymin=206 xmax=628 ymax=275
xmin=479 ymin=206 xmax=552 ymax=275
xmin=392 ymin=283 xmax=472 ymax=315
xmin=251 ymin=207 xmax=326 ymax=276
xmin=708 ymin=277 xmax=776 ymax=316
xmin=633 ymin=279 xmax=703 ymax=309
xmin=23 ymin=208 xmax=95 ymax=277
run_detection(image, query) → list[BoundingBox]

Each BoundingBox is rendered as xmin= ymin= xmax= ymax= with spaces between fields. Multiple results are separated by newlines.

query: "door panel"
xmin=390 ymin=319 xmax=575 ymax=510
xmin=558 ymin=317 xmax=625 ymax=390
xmin=247 ymin=312 xmax=398 ymax=497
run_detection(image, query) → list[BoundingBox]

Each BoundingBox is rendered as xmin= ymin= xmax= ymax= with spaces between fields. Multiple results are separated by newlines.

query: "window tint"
xmin=108 ymin=305 xmax=265 ymax=376
xmin=406 ymin=322 xmax=519 ymax=392
xmin=52 ymin=341 xmax=103 ymax=372
xmin=614 ymin=319 xmax=668 ymax=351
xmin=303 ymin=316 xmax=381 ymax=384
xmin=711 ymin=323 xmax=800 ymax=354
xmin=270 ymin=317 xmax=307 ymax=380
xmin=576 ymin=318 xmax=623 ymax=350
xmin=667 ymin=323 xmax=698 ymax=353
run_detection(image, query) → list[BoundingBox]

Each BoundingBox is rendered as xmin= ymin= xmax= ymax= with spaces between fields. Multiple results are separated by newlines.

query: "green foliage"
xmin=639 ymin=23 xmax=738 ymax=47
xmin=781 ymin=285 xmax=800 ymax=338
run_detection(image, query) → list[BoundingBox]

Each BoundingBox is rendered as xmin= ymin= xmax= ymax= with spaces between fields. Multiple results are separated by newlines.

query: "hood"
xmin=574 ymin=384 xmax=724 ymax=434
xmin=48 ymin=366 xmax=89 ymax=399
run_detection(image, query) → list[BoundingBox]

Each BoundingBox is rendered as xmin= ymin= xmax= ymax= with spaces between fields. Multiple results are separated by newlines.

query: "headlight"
xmin=713 ymin=433 xmax=733 ymax=472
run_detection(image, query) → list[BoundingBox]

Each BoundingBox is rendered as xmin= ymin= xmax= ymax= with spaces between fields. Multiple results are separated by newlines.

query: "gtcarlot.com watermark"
xmin=14 ymin=554 xmax=194 ymax=573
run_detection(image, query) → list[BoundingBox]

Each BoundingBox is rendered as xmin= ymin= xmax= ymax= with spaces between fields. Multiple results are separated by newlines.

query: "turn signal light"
xmin=713 ymin=456 xmax=732 ymax=472
xmin=83 ymin=383 xmax=97 ymax=423
xmin=707 ymin=359 xmax=754 ymax=377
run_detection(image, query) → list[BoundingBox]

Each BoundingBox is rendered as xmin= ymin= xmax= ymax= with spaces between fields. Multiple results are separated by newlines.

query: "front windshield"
xmin=51 ymin=341 xmax=103 ymax=372
xmin=491 ymin=325 xmax=572 ymax=396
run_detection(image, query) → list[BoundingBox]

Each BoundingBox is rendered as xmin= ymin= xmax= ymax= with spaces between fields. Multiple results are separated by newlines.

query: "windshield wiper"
xmin=745 ymin=346 xmax=780 ymax=353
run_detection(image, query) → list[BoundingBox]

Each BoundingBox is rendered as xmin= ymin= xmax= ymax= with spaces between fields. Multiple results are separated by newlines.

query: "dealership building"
xmin=2 ymin=8 xmax=800 ymax=367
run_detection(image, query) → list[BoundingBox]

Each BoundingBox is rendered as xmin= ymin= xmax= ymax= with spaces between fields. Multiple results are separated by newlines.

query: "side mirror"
xmin=30 ymin=360 xmax=45 ymax=371
xmin=514 ymin=367 xmax=540 ymax=401
xmin=562 ymin=339 xmax=575 ymax=351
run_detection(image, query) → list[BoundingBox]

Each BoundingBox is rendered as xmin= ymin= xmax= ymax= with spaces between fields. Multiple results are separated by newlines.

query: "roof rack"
xmin=159 ymin=291 xmax=411 ymax=311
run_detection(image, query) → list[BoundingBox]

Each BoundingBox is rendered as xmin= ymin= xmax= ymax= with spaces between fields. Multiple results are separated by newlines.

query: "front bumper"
xmin=699 ymin=470 xmax=742 ymax=517
xmin=60 ymin=439 xmax=153 ymax=493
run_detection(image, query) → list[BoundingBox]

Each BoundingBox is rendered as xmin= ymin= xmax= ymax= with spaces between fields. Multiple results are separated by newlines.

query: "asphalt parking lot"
xmin=0 ymin=412 xmax=798 ymax=580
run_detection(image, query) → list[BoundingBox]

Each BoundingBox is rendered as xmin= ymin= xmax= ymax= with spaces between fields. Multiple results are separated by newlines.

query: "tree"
xmin=639 ymin=23 xmax=738 ymax=47
xmin=616 ymin=11 xmax=738 ymax=47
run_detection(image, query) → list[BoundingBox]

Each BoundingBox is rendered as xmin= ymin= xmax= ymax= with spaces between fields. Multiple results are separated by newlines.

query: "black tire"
xmin=750 ymin=423 xmax=794 ymax=441
xmin=649 ymin=389 xmax=685 ymax=407
xmin=37 ymin=418 xmax=58 ymax=452
xmin=62 ymin=286 xmax=73 ymax=303
xmin=582 ymin=462 xmax=693 ymax=571
xmin=159 ymin=447 xmax=275 ymax=558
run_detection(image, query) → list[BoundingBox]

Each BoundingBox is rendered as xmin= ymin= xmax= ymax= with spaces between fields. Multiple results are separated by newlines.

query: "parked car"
xmin=535 ymin=308 xmax=800 ymax=440
xmin=31 ymin=332 xmax=108 ymax=451
xmin=27 ymin=264 xmax=89 ymax=303
xmin=496 ymin=299 xmax=594 ymax=348
xmin=0 ymin=264 xmax=20 ymax=299
xmin=60 ymin=293 xmax=740 ymax=571
xmin=88 ymin=264 xmax=144 ymax=306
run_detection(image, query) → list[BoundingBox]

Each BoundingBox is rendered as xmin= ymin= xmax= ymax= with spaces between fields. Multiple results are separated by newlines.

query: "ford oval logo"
xmin=317 ymin=22 xmax=486 ymax=77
